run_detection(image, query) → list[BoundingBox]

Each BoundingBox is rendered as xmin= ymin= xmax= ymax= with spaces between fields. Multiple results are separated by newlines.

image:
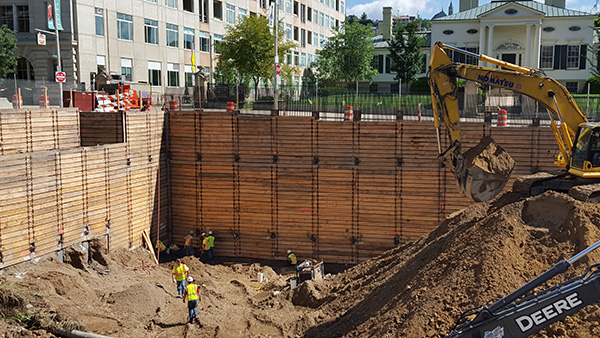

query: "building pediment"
xmin=477 ymin=2 xmax=545 ymax=19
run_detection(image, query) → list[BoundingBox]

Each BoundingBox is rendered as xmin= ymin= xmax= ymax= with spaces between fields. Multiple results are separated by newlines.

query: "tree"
xmin=387 ymin=20 xmax=426 ymax=91
xmin=313 ymin=20 xmax=378 ymax=87
xmin=217 ymin=15 xmax=296 ymax=100
xmin=0 ymin=25 xmax=18 ymax=77
xmin=358 ymin=13 xmax=373 ymax=27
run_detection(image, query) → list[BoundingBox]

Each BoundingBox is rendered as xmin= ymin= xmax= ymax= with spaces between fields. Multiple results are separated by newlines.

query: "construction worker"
xmin=287 ymin=250 xmax=297 ymax=266
xmin=184 ymin=231 xmax=194 ymax=257
xmin=207 ymin=231 xmax=215 ymax=260
xmin=182 ymin=276 xmax=201 ymax=324
xmin=155 ymin=239 xmax=167 ymax=262
xmin=201 ymin=233 xmax=211 ymax=263
xmin=172 ymin=258 xmax=189 ymax=296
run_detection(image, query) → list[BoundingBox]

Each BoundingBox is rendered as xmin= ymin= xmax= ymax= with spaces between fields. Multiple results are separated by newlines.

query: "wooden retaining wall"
xmin=0 ymin=109 xmax=166 ymax=268
xmin=168 ymin=112 xmax=559 ymax=264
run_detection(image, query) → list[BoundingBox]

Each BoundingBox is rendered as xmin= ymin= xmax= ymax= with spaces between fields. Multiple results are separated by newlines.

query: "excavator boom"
xmin=428 ymin=41 xmax=589 ymax=202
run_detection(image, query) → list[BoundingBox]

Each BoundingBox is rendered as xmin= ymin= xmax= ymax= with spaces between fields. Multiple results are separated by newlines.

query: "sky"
xmin=346 ymin=0 xmax=600 ymax=21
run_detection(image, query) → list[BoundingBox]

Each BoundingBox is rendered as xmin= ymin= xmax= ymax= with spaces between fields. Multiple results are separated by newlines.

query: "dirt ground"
xmin=4 ymin=190 xmax=600 ymax=337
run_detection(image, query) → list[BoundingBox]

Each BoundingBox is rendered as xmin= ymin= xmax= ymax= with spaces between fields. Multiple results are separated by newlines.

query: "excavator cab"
xmin=570 ymin=124 xmax=600 ymax=171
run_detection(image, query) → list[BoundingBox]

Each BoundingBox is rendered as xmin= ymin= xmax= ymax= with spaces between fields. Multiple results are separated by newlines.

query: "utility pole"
xmin=273 ymin=0 xmax=278 ymax=112
xmin=53 ymin=0 xmax=63 ymax=108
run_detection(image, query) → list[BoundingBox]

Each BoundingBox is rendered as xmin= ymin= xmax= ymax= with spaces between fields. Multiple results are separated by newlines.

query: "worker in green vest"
xmin=287 ymin=250 xmax=297 ymax=266
xmin=207 ymin=231 xmax=215 ymax=260
xmin=182 ymin=276 xmax=201 ymax=324
xmin=172 ymin=258 xmax=189 ymax=296
xmin=184 ymin=231 xmax=194 ymax=257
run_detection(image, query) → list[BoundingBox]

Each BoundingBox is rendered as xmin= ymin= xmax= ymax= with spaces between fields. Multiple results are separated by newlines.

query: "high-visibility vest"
xmin=185 ymin=235 xmax=192 ymax=246
xmin=172 ymin=264 xmax=188 ymax=281
xmin=202 ymin=238 xmax=210 ymax=251
xmin=288 ymin=253 xmax=297 ymax=265
xmin=207 ymin=235 xmax=215 ymax=248
xmin=155 ymin=240 xmax=165 ymax=251
xmin=186 ymin=283 xmax=199 ymax=301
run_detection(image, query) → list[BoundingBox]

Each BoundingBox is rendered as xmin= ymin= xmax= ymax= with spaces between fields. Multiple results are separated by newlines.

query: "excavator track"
xmin=513 ymin=172 xmax=600 ymax=202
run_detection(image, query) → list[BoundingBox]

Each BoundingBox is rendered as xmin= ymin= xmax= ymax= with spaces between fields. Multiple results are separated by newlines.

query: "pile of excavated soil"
xmin=3 ymin=190 xmax=600 ymax=337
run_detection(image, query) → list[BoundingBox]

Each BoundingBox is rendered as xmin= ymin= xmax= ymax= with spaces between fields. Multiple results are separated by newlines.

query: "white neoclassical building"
xmin=431 ymin=0 xmax=597 ymax=93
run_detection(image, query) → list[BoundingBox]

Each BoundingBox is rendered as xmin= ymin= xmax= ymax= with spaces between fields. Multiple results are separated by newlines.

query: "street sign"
xmin=37 ymin=33 xmax=46 ymax=45
xmin=276 ymin=64 xmax=281 ymax=75
xmin=55 ymin=71 xmax=66 ymax=83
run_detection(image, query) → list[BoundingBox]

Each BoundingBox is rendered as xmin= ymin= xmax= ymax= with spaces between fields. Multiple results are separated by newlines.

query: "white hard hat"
xmin=202 ymin=232 xmax=206 ymax=236
xmin=187 ymin=276 xmax=194 ymax=282
xmin=287 ymin=250 xmax=292 ymax=254
xmin=209 ymin=231 xmax=213 ymax=235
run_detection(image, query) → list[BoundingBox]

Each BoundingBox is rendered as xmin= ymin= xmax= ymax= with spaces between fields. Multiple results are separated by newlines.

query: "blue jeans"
xmin=209 ymin=247 xmax=215 ymax=259
xmin=176 ymin=279 xmax=186 ymax=296
xmin=188 ymin=299 xmax=198 ymax=322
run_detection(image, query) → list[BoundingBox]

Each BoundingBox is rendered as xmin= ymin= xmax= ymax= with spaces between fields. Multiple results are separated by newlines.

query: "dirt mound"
xmin=302 ymin=191 xmax=600 ymax=337
xmin=3 ymin=190 xmax=600 ymax=337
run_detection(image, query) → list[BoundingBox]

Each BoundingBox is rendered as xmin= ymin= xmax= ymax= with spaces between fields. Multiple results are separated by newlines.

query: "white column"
xmin=533 ymin=23 xmax=542 ymax=68
xmin=487 ymin=25 xmax=495 ymax=67
xmin=479 ymin=25 xmax=486 ymax=66
xmin=525 ymin=24 xmax=532 ymax=67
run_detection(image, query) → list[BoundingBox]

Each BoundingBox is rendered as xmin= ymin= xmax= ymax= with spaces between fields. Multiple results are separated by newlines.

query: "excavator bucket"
xmin=457 ymin=136 xmax=516 ymax=202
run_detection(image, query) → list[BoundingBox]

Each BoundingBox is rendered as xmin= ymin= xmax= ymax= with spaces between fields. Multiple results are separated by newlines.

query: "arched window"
xmin=15 ymin=57 xmax=35 ymax=80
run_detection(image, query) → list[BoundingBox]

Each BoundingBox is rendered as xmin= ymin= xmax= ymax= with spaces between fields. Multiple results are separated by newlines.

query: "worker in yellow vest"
xmin=184 ymin=231 xmax=194 ymax=257
xmin=182 ymin=276 xmax=201 ymax=324
xmin=287 ymin=250 xmax=297 ymax=266
xmin=155 ymin=240 xmax=166 ymax=252
xmin=172 ymin=258 xmax=189 ymax=296
xmin=207 ymin=231 xmax=215 ymax=260
xmin=201 ymin=233 xmax=211 ymax=263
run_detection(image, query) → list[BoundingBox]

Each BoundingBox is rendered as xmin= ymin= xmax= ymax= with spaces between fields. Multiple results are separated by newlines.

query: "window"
xmin=200 ymin=0 xmax=209 ymax=22
xmin=16 ymin=5 xmax=28 ymax=32
xmin=313 ymin=9 xmax=318 ymax=23
xmin=166 ymin=23 xmax=178 ymax=47
xmin=214 ymin=1 xmax=223 ymax=19
xmin=301 ymin=4 xmax=305 ymax=22
xmin=540 ymin=46 xmax=553 ymax=69
xmin=565 ymin=82 xmax=578 ymax=93
xmin=94 ymin=8 xmax=104 ymax=36
xmin=465 ymin=47 xmax=478 ymax=65
xmin=148 ymin=61 xmax=161 ymax=86
xmin=301 ymin=53 xmax=306 ymax=67
xmin=331 ymin=18 xmax=335 ymax=29
xmin=320 ymin=13 xmax=323 ymax=26
xmin=260 ymin=0 xmax=267 ymax=9
xmin=144 ymin=19 xmax=158 ymax=44
xmin=167 ymin=63 xmax=180 ymax=87
xmin=313 ymin=32 xmax=318 ymax=45
xmin=183 ymin=0 xmax=193 ymax=12
xmin=307 ymin=31 xmax=312 ymax=45
xmin=294 ymin=1 xmax=298 ymax=15
xmin=341 ymin=1 xmax=344 ymax=13
xmin=301 ymin=28 xmax=305 ymax=47
xmin=286 ymin=24 xmax=292 ymax=39
xmin=146 ymin=0 xmax=157 ymax=2
xmin=117 ymin=13 xmax=133 ymax=40
xmin=226 ymin=4 xmax=235 ymax=24
xmin=199 ymin=31 xmax=210 ymax=52
xmin=325 ymin=15 xmax=329 ymax=28
xmin=214 ymin=34 xmax=223 ymax=54
xmin=308 ymin=54 xmax=313 ymax=67
xmin=326 ymin=0 xmax=329 ymax=6
xmin=294 ymin=51 xmax=299 ymax=65
xmin=184 ymin=27 xmax=194 ymax=49
xmin=166 ymin=0 xmax=177 ymax=8
xmin=567 ymin=45 xmax=580 ymax=69
xmin=293 ymin=26 xmax=298 ymax=41
xmin=185 ymin=65 xmax=195 ymax=87
xmin=286 ymin=52 xmax=292 ymax=64
xmin=97 ymin=55 xmax=106 ymax=68
xmin=307 ymin=7 xmax=312 ymax=21
xmin=0 ymin=6 xmax=14 ymax=30
xmin=121 ymin=58 xmax=132 ymax=81
xmin=285 ymin=0 xmax=291 ymax=13
xmin=238 ymin=8 xmax=247 ymax=21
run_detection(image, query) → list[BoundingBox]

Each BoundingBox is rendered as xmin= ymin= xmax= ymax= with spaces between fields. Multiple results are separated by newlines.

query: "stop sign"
xmin=55 ymin=71 xmax=66 ymax=83
xmin=276 ymin=64 xmax=281 ymax=75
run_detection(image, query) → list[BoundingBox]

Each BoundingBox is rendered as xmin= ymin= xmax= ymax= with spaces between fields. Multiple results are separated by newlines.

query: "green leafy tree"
xmin=313 ymin=20 xmax=378 ymax=88
xmin=0 ymin=25 xmax=18 ymax=77
xmin=358 ymin=13 xmax=373 ymax=26
xmin=388 ymin=20 xmax=426 ymax=91
xmin=217 ymin=15 xmax=296 ymax=100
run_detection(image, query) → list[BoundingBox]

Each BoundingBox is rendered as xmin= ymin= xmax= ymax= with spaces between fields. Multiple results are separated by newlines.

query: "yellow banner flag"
xmin=191 ymin=53 xmax=196 ymax=72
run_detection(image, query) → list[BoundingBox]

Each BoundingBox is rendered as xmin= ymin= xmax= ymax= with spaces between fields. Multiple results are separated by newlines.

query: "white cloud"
xmin=347 ymin=0 xmax=436 ymax=20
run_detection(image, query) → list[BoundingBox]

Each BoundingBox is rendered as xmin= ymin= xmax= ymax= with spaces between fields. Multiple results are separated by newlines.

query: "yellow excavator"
xmin=428 ymin=41 xmax=600 ymax=202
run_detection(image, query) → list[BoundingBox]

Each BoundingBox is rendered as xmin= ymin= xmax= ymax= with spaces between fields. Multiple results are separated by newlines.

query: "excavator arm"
xmin=428 ymin=42 xmax=589 ymax=201
xmin=446 ymin=241 xmax=600 ymax=338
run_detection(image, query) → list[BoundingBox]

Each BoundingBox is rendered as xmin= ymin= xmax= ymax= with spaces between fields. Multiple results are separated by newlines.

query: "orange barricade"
xmin=39 ymin=94 xmax=50 ymax=108
xmin=12 ymin=94 xmax=23 ymax=109
xmin=169 ymin=100 xmax=179 ymax=111
xmin=497 ymin=109 xmax=508 ymax=127
xmin=227 ymin=101 xmax=235 ymax=112
xmin=344 ymin=106 xmax=354 ymax=121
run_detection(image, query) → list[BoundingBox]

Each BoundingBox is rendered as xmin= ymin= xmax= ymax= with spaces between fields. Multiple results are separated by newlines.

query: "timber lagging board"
xmin=168 ymin=112 xmax=560 ymax=264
